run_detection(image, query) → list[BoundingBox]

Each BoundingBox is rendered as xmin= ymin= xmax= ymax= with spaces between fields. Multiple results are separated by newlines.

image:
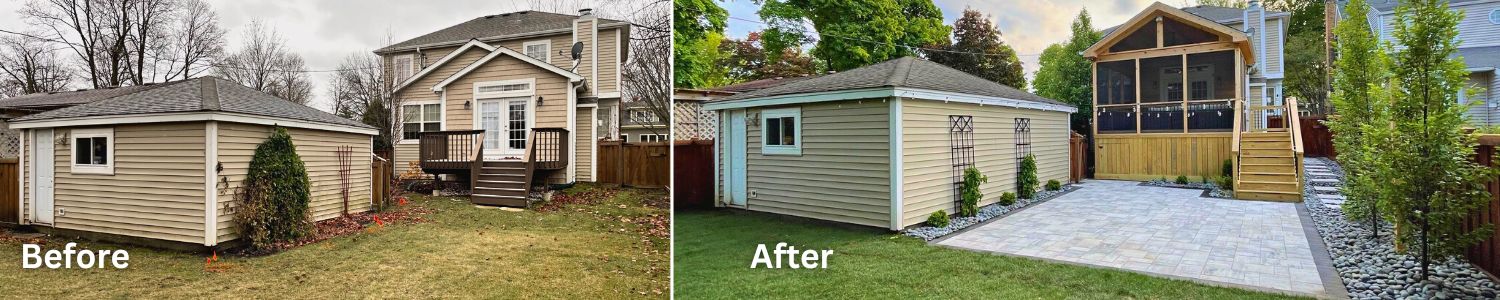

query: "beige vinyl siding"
xmin=384 ymin=45 xmax=461 ymax=87
xmin=575 ymin=107 xmax=594 ymax=181
xmin=597 ymin=28 xmax=619 ymax=94
xmin=491 ymin=32 xmax=579 ymax=71
xmin=443 ymin=55 xmax=572 ymax=131
xmin=900 ymin=100 xmax=1070 ymax=228
xmin=393 ymin=143 xmax=419 ymax=175
xmin=1264 ymin=18 xmax=1283 ymax=76
xmin=393 ymin=47 xmax=488 ymax=145
xmin=574 ymin=19 xmax=596 ymax=96
xmin=743 ymin=100 xmax=890 ymax=227
xmin=48 ymin=123 xmax=206 ymax=243
xmin=216 ymin=123 xmax=373 ymax=243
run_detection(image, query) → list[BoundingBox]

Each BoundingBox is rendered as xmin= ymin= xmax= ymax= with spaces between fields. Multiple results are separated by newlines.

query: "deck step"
xmin=1240 ymin=163 xmax=1296 ymax=173
xmin=1241 ymin=156 xmax=1297 ymax=164
xmin=1238 ymin=180 xmax=1299 ymax=193
xmin=1240 ymin=172 xmax=1297 ymax=182
xmin=472 ymin=193 xmax=529 ymax=207
xmin=1236 ymin=189 xmax=1302 ymax=202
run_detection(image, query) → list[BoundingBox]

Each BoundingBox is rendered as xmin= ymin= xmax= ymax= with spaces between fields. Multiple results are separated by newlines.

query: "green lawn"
xmin=673 ymin=210 xmax=1307 ymax=299
xmin=0 ymin=183 xmax=669 ymax=298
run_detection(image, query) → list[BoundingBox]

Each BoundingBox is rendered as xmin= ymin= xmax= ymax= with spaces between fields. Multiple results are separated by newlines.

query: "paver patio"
xmin=936 ymin=180 xmax=1336 ymax=297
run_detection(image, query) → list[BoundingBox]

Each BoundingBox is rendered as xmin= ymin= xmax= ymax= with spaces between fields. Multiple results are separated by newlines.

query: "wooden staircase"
xmin=1235 ymin=131 xmax=1302 ymax=201
xmin=471 ymin=161 xmax=530 ymax=206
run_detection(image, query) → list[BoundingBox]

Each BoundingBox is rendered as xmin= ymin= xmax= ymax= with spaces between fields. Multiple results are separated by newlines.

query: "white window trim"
xmin=393 ymin=54 xmax=415 ymax=82
xmin=640 ymin=134 xmax=668 ymax=143
xmin=1490 ymin=9 xmax=1500 ymax=25
xmin=523 ymin=40 xmax=551 ymax=64
xmin=398 ymin=100 xmax=444 ymax=145
xmin=474 ymin=78 xmax=536 ymax=99
xmin=760 ymin=107 xmax=802 ymax=156
xmin=70 ymin=128 xmax=114 ymax=175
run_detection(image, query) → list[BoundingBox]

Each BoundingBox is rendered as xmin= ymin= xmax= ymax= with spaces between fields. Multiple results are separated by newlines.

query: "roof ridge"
xmin=887 ymin=57 xmax=916 ymax=87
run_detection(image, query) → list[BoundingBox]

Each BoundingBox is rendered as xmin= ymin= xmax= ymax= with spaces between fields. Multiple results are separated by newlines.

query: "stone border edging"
xmin=1298 ymin=200 xmax=1353 ymax=299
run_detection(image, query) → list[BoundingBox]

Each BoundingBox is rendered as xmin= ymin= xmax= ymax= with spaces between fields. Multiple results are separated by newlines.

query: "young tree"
xmin=928 ymin=8 xmax=1026 ymax=90
xmin=22 ymin=0 xmax=106 ymax=88
xmin=1327 ymin=0 xmax=1390 ymax=239
xmin=0 ymin=34 xmax=73 ymax=97
xmin=217 ymin=21 xmax=313 ymax=105
xmin=673 ymin=0 xmax=727 ymax=88
xmin=621 ymin=0 xmax=673 ymax=136
xmin=1034 ymin=9 xmax=1102 ymax=134
xmin=758 ymin=0 xmax=950 ymax=71
xmin=1376 ymin=0 xmax=1495 ymax=279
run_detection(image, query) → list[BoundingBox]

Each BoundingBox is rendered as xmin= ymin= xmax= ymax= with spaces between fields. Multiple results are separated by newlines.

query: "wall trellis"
xmin=949 ymin=115 xmax=975 ymax=212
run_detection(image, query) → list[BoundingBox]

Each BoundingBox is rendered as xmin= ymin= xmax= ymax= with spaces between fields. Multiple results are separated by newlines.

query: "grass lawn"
xmin=0 ymin=183 xmax=669 ymax=298
xmin=674 ymin=210 xmax=1308 ymax=299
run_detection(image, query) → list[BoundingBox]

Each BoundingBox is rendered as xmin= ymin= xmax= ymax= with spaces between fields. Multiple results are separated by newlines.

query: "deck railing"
xmin=418 ymin=130 xmax=484 ymax=172
xmin=526 ymin=128 xmax=569 ymax=171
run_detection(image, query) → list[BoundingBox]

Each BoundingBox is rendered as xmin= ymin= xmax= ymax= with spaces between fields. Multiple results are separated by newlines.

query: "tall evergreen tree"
xmin=928 ymin=9 xmax=1026 ymax=90
xmin=1034 ymin=9 xmax=1102 ymax=134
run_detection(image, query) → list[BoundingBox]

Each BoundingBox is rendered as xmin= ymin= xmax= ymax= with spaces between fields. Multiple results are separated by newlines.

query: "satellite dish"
xmin=570 ymin=42 xmax=583 ymax=60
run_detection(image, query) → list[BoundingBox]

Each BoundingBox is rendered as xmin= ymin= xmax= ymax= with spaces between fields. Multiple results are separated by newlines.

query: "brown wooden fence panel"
xmin=1466 ymin=143 xmax=1500 ymax=277
xmin=0 ymin=158 xmax=14 ymax=224
xmin=597 ymin=141 xmax=670 ymax=188
xmin=1300 ymin=116 xmax=1336 ymax=158
xmin=1069 ymin=132 xmax=1086 ymax=183
xmin=371 ymin=160 xmax=393 ymax=210
xmin=674 ymin=140 xmax=715 ymax=209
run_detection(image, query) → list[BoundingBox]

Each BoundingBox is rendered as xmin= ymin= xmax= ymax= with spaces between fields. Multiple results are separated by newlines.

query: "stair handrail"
xmin=1286 ymin=97 xmax=1305 ymax=194
xmin=521 ymin=129 xmax=540 ymax=203
xmin=470 ymin=132 xmax=484 ymax=194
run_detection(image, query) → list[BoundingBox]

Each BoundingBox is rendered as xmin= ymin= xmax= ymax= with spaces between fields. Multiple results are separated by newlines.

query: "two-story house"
xmin=1088 ymin=1 xmax=1303 ymax=201
xmin=1335 ymin=0 xmax=1500 ymax=126
xmin=375 ymin=9 xmax=628 ymax=206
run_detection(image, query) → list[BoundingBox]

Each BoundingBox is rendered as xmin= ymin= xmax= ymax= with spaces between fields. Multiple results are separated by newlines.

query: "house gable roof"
xmin=375 ymin=10 xmax=628 ymax=54
xmin=13 ymin=77 xmax=376 ymax=133
xmin=706 ymin=57 xmax=1073 ymax=112
xmin=390 ymin=39 xmax=496 ymax=93
xmin=1084 ymin=2 xmax=1254 ymax=61
xmin=432 ymin=46 xmax=584 ymax=92
xmin=0 ymin=84 xmax=166 ymax=111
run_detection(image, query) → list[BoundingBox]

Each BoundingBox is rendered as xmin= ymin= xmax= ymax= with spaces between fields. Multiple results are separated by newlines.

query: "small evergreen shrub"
xmin=959 ymin=167 xmax=988 ymax=216
xmin=927 ymin=211 xmax=950 ymax=228
xmin=1045 ymin=179 xmax=1061 ymax=191
xmin=999 ymin=192 xmax=1017 ymax=206
xmin=1222 ymin=159 xmax=1234 ymax=177
xmin=1216 ymin=175 xmax=1234 ymax=190
xmin=1174 ymin=175 xmax=1189 ymax=185
xmin=232 ymin=127 xmax=312 ymax=251
xmin=1017 ymin=155 xmax=1039 ymax=199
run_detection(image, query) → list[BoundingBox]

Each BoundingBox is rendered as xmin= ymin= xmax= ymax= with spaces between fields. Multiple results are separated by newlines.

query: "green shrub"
xmin=1045 ymin=179 xmax=1061 ymax=191
xmin=927 ymin=211 xmax=950 ymax=228
xmin=1174 ymin=175 xmax=1189 ymax=185
xmin=999 ymin=192 xmax=1017 ymax=206
xmin=1222 ymin=159 xmax=1234 ymax=177
xmin=232 ymin=127 xmax=312 ymax=251
xmin=1215 ymin=175 xmax=1234 ymax=190
xmin=959 ymin=167 xmax=988 ymax=216
xmin=1017 ymin=155 xmax=1039 ymax=199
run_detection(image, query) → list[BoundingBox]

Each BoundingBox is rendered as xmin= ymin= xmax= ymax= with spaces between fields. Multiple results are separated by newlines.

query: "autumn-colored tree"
xmin=928 ymin=8 xmax=1026 ymax=90
xmin=718 ymin=32 xmax=820 ymax=85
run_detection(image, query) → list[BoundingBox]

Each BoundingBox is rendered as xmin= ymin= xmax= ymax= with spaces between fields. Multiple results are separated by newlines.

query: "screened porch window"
xmin=1095 ymin=50 xmax=1237 ymax=133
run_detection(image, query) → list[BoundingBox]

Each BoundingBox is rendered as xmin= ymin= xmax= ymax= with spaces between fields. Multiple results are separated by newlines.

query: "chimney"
xmin=578 ymin=8 xmax=594 ymax=17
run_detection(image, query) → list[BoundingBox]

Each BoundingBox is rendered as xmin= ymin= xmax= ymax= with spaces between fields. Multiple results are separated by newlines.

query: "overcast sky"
xmin=0 ymin=0 xmax=638 ymax=112
xmin=721 ymin=0 xmax=1162 ymax=87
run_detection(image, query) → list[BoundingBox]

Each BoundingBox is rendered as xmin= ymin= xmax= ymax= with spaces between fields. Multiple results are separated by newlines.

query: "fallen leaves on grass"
xmin=0 ymin=228 xmax=45 ymax=245
xmin=534 ymin=188 xmax=618 ymax=212
xmin=229 ymin=206 xmax=433 ymax=256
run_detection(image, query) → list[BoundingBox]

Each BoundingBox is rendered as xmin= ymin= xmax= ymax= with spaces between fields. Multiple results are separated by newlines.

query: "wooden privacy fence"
xmin=674 ymin=140 xmax=714 ymax=209
xmin=1299 ymin=116 xmax=1335 ymax=158
xmin=1070 ymin=132 xmax=1087 ymax=183
xmin=0 ymin=158 xmax=15 ymax=224
xmin=598 ymin=141 xmax=670 ymax=188
xmin=371 ymin=159 xmax=394 ymax=210
xmin=1465 ymin=136 xmax=1500 ymax=277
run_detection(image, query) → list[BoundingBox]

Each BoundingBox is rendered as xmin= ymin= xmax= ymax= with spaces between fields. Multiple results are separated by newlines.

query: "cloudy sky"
xmin=0 ymin=0 xmax=641 ymax=112
xmin=721 ymin=0 xmax=1163 ymax=86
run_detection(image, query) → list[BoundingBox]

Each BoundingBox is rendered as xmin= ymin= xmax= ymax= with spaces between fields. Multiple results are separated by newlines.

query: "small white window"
xmin=393 ymin=54 xmax=415 ymax=82
xmin=640 ymin=134 xmax=668 ymax=143
xmin=71 ymin=128 xmax=113 ymax=175
xmin=523 ymin=40 xmax=550 ymax=63
xmin=475 ymin=79 xmax=535 ymax=99
xmin=631 ymin=109 xmax=660 ymax=123
xmin=1490 ymin=9 xmax=1500 ymax=25
xmin=402 ymin=103 xmax=442 ymax=140
xmin=760 ymin=107 xmax=801 ymax=156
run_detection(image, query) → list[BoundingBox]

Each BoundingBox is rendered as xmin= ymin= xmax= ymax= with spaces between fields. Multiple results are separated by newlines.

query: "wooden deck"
xmin=418 ymin=128 xmax=569 ymax=207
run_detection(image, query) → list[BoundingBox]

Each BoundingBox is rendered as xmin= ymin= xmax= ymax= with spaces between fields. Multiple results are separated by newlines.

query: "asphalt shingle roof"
xmin=720 ymin=56 xmax=1066 ymax=106
xmin=0 ymin=85 xmax=164 ymax=110
xmin=14 ymin=77 xmax=374 ymax=130
xmin=1101 ymin=5 xmax=1287 ymax=36
xmin=712 ymin=76 xmax=819 ymax=94
xmin=376 ymin=11 xmax=628 ymax=53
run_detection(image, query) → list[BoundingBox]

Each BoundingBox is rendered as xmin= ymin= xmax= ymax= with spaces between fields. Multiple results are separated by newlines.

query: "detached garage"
xmin=704 ymin=57 xmax=1076 ymax=230
xmin=11 ymin=77 xmax=378 ymax=249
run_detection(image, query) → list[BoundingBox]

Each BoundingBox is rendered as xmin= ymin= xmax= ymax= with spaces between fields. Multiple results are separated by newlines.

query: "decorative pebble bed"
xmin=904 ymin=185 xmax=1079 ymax=241
xmin=1140 ymin=180 xmax=1233 ymax=198
xmin=1302 ymin=157 xmax=1500 ymax=299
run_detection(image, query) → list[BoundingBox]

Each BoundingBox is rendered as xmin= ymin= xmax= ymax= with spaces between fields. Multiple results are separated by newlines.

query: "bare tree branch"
xmin=217 ymin=21 xmax=312 ymax=105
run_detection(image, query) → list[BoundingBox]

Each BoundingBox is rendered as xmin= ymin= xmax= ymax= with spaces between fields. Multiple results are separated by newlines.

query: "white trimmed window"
xmin=523 ymin=40 xmax=550 ymax=63
xmin=640 ymin=134 xmax=668 ymax=143
xmin=630 ymin=108 xmax=659 ymax=123
xmin=402 ymin=103 xmax=442 ymax=140
xmin=393 ymin=54 xmax=415 ymax=82
xmin=1490 ymin=9 xmax=1500 ymax=25
xmin=475 ymin=79 xmax=535 ymax=99
xmin=71 ymin=128 xmax=113 ymax=175
xmin=760 ymin=107 xmax=801 ymax=155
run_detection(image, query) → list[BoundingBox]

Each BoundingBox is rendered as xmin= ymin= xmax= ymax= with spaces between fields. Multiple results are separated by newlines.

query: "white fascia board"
xmin=204 ymin=121 xmax=218 ymax=246
xmin=704 ymin=87 xmax=1077 ymax=113
xmin=11 ymin=112 xmax=380 ymax=135
xmin=433 ymin=47 xmax=584 ymax=92
xmin=1468 ymin=67 xmax=1497 ymax=73
xmin=391 ymin=40 xmax=497 ymax=93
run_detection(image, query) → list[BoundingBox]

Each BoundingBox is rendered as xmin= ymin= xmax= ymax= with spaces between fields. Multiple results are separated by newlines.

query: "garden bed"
xmin=1302 ymin=157 xmax=1500 ymax=299
xmin=903 ymin=185 xmax=1079 ymax=241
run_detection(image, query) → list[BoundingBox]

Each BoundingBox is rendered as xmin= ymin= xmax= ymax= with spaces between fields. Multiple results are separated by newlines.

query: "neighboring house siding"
xmin=1458 ymin=2 xmax=1500 ymax=47
xmin=743 ymin=100 xmax=890 ymax=227
xmin=216 ymin=123 xmax=372 ymax=243
xmin=50 ymin=123 xmax=206 ymax=243
xmin=1466 ymin=72 xmax=1495 ymax=126
xmin=575 ymin=107 xmax=593 ymax=181
xmin=1265 ymin=18 xmax=1284 ymax=77
xmin=597 ymin=28 xmax=619 ymax=95
xmin=899 ymin=100 xmax=1070 ymax=228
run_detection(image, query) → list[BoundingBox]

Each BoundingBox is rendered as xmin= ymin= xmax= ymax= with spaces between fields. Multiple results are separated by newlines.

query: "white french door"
xmin=477 ymin=97 xmax=530 ymax=159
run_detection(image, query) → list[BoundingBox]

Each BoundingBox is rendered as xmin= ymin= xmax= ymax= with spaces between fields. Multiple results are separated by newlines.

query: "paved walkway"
xmin=936 ymin=180 xmax=1332 ymax=297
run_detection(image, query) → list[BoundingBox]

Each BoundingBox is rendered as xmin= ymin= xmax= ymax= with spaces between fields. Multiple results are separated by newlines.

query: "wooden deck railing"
xmin=418 ymin=130 xmax=484 ymax=173
xmin=526 ymin=128 xmax=569 ymax=171
xmin=1287 ymin=98 xmax=1306 ymax=192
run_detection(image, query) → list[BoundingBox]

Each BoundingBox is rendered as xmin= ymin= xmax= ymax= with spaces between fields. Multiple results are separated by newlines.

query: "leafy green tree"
xmin=928 ymin=9 xmax=1025 ymax=90
xmin=1034 ymin=9 xmax=1102 ymax=134
xmin=1331 ymin=0 xmax=1392 ymax=242
xmin=674 ymin=0 xmax=728 ymax=88
xmin=1188 ymin=0 xmax=1247 ymax=8
xmin=1371 ymin=0 xmax=1495 ymax=279
xmin=758 ymin=0 xmax=950 ymax=71
xmin=718 ymin=32 xmax=821 ymax=84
